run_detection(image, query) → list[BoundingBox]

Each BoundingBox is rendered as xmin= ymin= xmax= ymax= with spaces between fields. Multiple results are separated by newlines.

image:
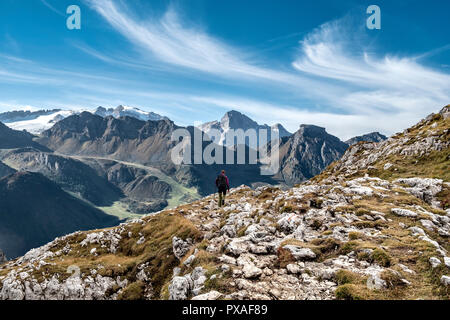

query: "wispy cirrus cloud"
xmin=292 ymin=19 xmax=450 ymax=116
xmin=83 ymin=0 xmax=316 ymax=87
xmin=85 ymin=1 xmax=449 ymax=117
xmin=40 ymin=0 xmax=65 ymax=16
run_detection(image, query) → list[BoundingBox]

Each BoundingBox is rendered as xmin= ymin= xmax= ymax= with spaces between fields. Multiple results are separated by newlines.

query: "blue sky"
xmin=0 ymin=0 xmax=449 ymax=139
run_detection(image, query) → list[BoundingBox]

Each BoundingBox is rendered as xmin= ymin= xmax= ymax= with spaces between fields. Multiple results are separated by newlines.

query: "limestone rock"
xmin=391 ymin=208 xmax=418 ymax=217
xmin=440 ymin=276 xmax=450 ymax=286
xmin=286 ymin=264 xmax=301 ymax=274
xmin=429 ymin=257 xmax=441 ymax=268
xmin=242 ymin=263 xmax=262 ymax=279
xmin=282 ymin=245 xmax=316 ymax=261
xmin=367 ymin=273 xmax=387 ymax=290
xmin=169 ymin=276 xmax=190 ymax=300
xmin=191 ymin=290 xmax=222 ymax=300
xmin=444 ymin=257 xmax=450 ymax=268
xmin=172 ymin=237 xmax=192 ymax=260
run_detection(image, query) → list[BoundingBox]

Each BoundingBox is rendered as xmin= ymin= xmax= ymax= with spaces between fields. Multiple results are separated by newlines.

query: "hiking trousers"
xmin=218 ymin=187 xmax=227 ymax=207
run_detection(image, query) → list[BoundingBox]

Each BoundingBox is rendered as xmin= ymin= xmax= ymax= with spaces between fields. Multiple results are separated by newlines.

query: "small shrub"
xmin=436 ymin=187 xmax=450 ymax=210
xmin=258 ymin=190 xmax=275 ymax=200
xmin=310 ymin=219 xmax=323 ymax=230
xmin=311 ymin=238 xmax=341 ymax=255
xmin=334 ymin=270 xmax=357 ymax=285
xmin=353 ymin=221 xmax=380 ymax=229
xmin=204 ymin=270 xmax=232 ymax=294
xmin=380 ymin=270 xmax=406 ymax=289
xmin=280 ymin=205 xmax=293 ymax=213
xmin=309 ymin=199 xmax=323 ymax=209
xmin=276 ymin=247 xmax=295 ymax=268
xmin=340 ymin=241 xmax=360 ymax=255
xmin=335 ymin=284 xmax=363 ymax=300
xmin=348 ymin=232 xmax=361 ymax=240
xmin=237 ymin=226 xmax=247 ymax=237
xmin=357 ymin=251 xmax=371 ymax=262
xmin=355 ymin=208 xmax=370 ymax=216
xmin=117 ymin=281 xmax=145 ymax=300
xmin=371 ymin=248 xmax=391 ymax=267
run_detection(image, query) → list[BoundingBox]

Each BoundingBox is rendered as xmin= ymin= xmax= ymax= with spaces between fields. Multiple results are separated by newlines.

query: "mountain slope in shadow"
xmin=0 ymin=171 xmax=119 ymax=258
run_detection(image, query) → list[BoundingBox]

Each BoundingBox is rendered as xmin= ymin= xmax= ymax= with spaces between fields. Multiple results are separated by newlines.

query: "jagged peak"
xmin=220 ymin=110 xmax=258 ymax=129
xmin=296 ymin=124 xmax=327 ymax=136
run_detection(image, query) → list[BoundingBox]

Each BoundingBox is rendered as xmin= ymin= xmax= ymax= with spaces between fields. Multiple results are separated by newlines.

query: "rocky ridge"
xmin=345 ymin=132 xmax=387 ymax=146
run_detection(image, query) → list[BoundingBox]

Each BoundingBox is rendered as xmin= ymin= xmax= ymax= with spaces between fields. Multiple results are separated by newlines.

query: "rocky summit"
xmin=0 ymin=105 xmax=449 ymax=300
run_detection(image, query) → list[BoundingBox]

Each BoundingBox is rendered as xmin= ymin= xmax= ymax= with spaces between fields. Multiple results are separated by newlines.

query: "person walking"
xmin=215 ymin=170 xmax=230 ymax=207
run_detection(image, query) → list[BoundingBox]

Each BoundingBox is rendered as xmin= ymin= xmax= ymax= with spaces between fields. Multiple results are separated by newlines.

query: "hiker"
xmin=215 ymin=170 xmax=230 ymax=207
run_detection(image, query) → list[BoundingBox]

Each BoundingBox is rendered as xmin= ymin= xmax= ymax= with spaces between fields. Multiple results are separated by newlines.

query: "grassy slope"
xmin=313 ymin=107 xmax=450 ymax=183
xmin=0 ymin=211 xmax=202 ymax=299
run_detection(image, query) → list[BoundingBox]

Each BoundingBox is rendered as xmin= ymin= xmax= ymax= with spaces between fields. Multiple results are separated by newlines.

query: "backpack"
xmin=217 ymin=174 xmax=227 ymax=188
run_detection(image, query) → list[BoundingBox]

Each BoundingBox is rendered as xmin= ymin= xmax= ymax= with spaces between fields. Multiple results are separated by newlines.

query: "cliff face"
xmin=0 ymin=106 xmax=449 ymax=300
xmin=275 ymin=125 xmax=349 ymax=185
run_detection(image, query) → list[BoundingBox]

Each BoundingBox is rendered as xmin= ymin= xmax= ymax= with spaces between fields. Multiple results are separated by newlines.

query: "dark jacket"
xmin=215 ymin=173 xmax=230 ymax=191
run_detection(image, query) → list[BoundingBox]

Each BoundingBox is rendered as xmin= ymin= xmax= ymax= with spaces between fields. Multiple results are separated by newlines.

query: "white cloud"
xmin=40 ymin=0 xmax=65 ymax=16
xmin=292 ymin=19 xmax=450 ymax=116
xmin=84 ymin=0 xmax=319 ymax=88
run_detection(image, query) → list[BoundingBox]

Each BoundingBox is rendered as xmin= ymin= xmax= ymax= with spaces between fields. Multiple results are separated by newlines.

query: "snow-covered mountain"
xmin=4 ymin=110 xmax=77 ymax=134
xmin=198 ymin=110 xmax=292 ymax=147
xmin=0 ymin=106 xmax=167 ymax=134
xmin=93 ymin=105 xmax=168 ymax=122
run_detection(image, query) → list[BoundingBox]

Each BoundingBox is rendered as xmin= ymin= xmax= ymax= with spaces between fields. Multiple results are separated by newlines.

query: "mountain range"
xmin=0 ymin=104 xmax=447 ymax=300
xmin=198 ymin=110 xmax=291 ymax=147
xmin=0 ymin=106 xmax=167 ymax=134
xmin=0 ymin=106 xmax=389 ymax=259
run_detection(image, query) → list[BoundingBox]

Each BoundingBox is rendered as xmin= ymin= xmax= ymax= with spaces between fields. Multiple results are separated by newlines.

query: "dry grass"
xmin=19 ymin=212 xmax=203 ymax=299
